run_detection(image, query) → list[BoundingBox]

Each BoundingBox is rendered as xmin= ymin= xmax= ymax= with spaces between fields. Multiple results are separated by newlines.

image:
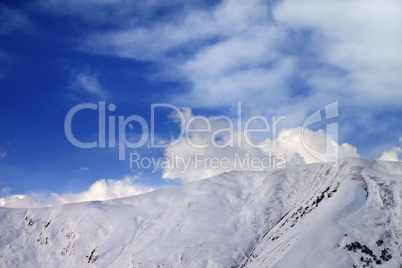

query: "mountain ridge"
xmin=0 ymin=158 xmax=401 ymax=267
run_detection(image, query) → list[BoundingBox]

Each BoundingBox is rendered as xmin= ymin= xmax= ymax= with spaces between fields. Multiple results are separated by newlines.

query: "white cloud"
xmin=38 ymin=0 xmax=401 ymax=159
xmin=379 ymin=149 xmax=401 ymax=162
xmin=0 ymin=193 xmax=46 ymax=208
xmin=84 ymin=0 xmax=291 ymax=108
xmin=379 ymin=137 xmax=402 ymax=162
xmin=262 ymin=127 xmax=359 ymax=165
xmin=85 ymin=10 xmax=218 ymax=61
xmin=80 ymin=167 xmax=90 ymax=171
xmin=73 ymin=72 xmax=109 ymax=99
xmin=162 ymin=128 xmax=269 ymax=182
xmin=273 ymin=0 xmax=402 ymax=108
xmin=162 ymin=109 xmax=359 ymax=183
xmin=80 ymin=0 xmax=402 ymax=134
xmin=0 ymin=176 xmax=153 ymax=208
xmin=52 ymin=176 xmax=153 ymax=204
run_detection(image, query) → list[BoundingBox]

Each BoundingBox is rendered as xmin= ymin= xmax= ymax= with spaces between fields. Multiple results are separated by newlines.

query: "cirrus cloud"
xmin=77 ymin=0 xmax=402 ymax=155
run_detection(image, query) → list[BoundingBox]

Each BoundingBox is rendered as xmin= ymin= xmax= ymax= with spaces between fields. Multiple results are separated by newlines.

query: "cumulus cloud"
xmin=162 ymin=108 xmax=359 ymax=182
xmin=262 ymin=127 xmax=359 ymax=165
xmin=379 ymin=148 xmax=401 ymax=162
xmin=379 ymin=137 xmax=402 ymax=162
xmin=162 ymin=120 xmax=270 ymax=182
xmin=0 ymin=176 xmax=153 ymax=208
xmin=52 ymin=176 xmax=153 ymax=204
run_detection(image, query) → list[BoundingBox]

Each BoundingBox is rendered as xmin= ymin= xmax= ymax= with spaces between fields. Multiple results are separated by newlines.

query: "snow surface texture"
xmin=0 ymin=158 xmax=401 ymax=268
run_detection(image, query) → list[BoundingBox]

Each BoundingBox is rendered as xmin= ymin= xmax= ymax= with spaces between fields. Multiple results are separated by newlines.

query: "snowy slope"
xmin=241 ymin=158 xmax=402 ymax=268
xmin=0 ymin=158 xmax=401 ymax=268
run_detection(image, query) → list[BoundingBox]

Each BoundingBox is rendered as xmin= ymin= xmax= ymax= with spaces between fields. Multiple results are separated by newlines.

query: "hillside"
xmin=0 ymin=158 xmax=401 ymax=267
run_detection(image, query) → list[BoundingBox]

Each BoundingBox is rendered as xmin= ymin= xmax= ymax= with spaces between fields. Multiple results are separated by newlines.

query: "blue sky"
xmin=0 ymin=0 xmax=401 ymax=206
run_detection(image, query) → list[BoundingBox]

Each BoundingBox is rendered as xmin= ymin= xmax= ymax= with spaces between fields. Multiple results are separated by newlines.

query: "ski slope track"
xmin=1 ymin=158 xmax=401 ymax=267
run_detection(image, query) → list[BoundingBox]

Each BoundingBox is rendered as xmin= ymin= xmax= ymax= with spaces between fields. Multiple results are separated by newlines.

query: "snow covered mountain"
xmin=0 ymin=158 xmax=401 ymax=268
